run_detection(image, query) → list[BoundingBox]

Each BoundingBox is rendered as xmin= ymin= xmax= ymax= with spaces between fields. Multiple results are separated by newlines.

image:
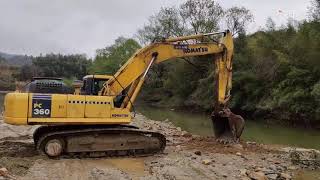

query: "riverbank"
xmin=0 ymin=114 xmax=319 ymax=179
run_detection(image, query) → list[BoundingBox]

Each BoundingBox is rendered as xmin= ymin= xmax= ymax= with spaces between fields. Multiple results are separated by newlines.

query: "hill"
xmin=0 ymin=52 xmax=32 ymax=66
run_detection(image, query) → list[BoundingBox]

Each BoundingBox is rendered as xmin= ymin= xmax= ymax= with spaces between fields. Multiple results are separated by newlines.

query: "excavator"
xmin=3 ymin=30 xmax=243 ymax=158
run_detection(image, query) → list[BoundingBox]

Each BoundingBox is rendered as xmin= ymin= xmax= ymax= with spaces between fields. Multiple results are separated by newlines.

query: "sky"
xmin=0 ymin=0 xmax=311 ymax=57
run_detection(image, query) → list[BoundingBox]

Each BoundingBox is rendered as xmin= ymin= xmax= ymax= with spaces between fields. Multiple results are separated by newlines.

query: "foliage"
xmin=33 ymin=54 xmax=90 ymax=79
xmin=229 ymin=20 xmax=320 ymax=126
xmin=309 ymin=0 xmax=320 ymax=21
xmin=0 ymin=65 xmax=18 ymax=90
xmin=90 ymin=37 xmax=141 ymax=74
xmin=225 ymin=6 xmax=254 ymax=36
xmin=16 ymin=54 xmax=91 ymax=81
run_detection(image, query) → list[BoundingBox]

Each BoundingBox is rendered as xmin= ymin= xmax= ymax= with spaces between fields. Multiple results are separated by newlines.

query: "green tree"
xmin=90 ymin=37 xmax=141 ymax=75
xmin=309 ymin=0 xmax=320 ymax=21
xmin=30 ymin=54 xmax=90 ymax=80
xmin=224 ymin=6 xmax=254 ymax=36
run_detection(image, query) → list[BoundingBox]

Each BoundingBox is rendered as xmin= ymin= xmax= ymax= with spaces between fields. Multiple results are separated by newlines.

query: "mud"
xmin=0 ymin=114 xmax=318 ymax=179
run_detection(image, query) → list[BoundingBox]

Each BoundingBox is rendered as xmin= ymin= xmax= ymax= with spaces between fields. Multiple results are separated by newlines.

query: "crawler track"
xmin=33 ymin=125 xmax=166 ymax=158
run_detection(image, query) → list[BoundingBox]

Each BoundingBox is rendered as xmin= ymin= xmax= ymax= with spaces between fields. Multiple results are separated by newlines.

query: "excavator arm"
xmin=100 ymin=30 xmax=240 ymax=141
xmin=102 ymin=31 xmax=233 ymax=109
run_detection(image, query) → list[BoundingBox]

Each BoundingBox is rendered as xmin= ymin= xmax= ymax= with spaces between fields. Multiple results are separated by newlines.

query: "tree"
xmin=137 ymin=7 xmax=186 ymax=45
xmin=309 ymin=0 xmax=320 ymax=21
xmin=31 ymin=54 xmax=90 ymax=80
xmin=224 ymin=6 xmax=254 ymax=36
xmin=180 ymin=0 xmax=224 ymax=33
xmin=265 ymin=17 xmax=276 ymax=31
xmin=0 ymin=56 xmax=6 ymax=64
xmin=137 ymin=0 xmax=226 ymax=44
xmin=90 ymin=37 xmax=141 ymax=74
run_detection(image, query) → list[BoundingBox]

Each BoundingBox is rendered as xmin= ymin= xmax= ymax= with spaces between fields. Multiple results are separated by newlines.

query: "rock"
xmin=246 ymin=141 xmax=257 ymax=145
xmin=280 ymin=173 xmax=292 ymax=179
xmin=191 ymin=156 xmax=197 ymax=160
xmin=233 ymin=144 xmax=244 ymax=150
xmin=266 ymin=173 xmax=278 ymax=180
xmin=241 ymin=177 xmax=251 ymax=180
xmin=175 ymin=145 xmax=182 ymax=152
xmin=176 ymin=127 xmax=182 ymax=131
xmin=166 ymin=137 xmax=174 ymax=142
xmin=236 ymin=152 xmax=242 ymax=156
xmin=182 ymin=132 xmax=192 ymax=137
xmin=239 ymin=169 xmax=247 ymax=176
xmin=287 ymin=166 xmax=297 ymax=170
xmin=269 ymin=165 xmax=277 ymax=171
xmin=202 ymin=159 xmax=212 ymax=165
xmin=194 ymin=151 xmax=202 ymax=156
xmin=248 ymin=171 xmax=268 ymax=180
xmin=164 ymin=119 xmax=170 ymax=123
xmin=0 ymin=168 xmax=8 ymax=177
xmin=254 ymin=167 xmax=270 ymax=173
xmin=274 ymin=161 xmax=281 ymax=164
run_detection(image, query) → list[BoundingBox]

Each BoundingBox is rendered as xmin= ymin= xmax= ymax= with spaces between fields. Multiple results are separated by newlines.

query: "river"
xmin=0 ymin=93 xmax=319 ymax=150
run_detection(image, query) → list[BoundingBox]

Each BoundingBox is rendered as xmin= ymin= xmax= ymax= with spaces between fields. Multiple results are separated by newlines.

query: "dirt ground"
xmin=0 ymin=113 xmax=318 ymax=180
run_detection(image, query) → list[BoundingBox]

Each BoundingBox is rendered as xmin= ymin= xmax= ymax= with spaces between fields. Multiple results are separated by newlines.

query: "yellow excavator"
xmin=3 ymin=30 xmax=241 ymax=157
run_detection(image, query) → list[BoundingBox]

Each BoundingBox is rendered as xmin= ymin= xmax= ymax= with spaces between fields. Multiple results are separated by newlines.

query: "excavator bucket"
xmin=212 ymin=114 xmax=231 ymax=138
xmin=211 ymin=109 xmax=245 ymax=143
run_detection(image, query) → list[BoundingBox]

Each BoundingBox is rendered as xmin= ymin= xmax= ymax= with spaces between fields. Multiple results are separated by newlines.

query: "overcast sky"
xmin=0 ymin=0 xmax=311 ymax=57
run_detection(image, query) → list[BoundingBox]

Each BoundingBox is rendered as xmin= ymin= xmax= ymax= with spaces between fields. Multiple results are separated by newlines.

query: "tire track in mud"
xmin=0 ymin=139 xmax=40 ymax=176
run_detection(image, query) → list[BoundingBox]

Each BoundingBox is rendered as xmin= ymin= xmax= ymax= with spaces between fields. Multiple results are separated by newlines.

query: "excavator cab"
xmin=80 ymin=75 xmax=112 ymax=95
xmin=79 ymin=75 xmax=125 ymax=107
